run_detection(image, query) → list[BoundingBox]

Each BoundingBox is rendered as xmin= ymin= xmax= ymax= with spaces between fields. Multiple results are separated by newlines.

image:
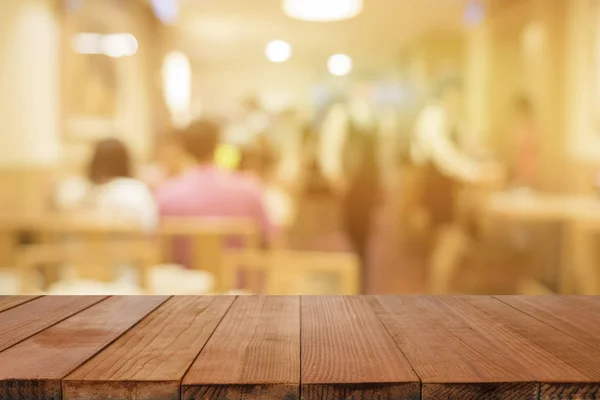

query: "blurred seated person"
xmin=238 ymin=138 xmax=294 ymax=231
xmin=411 ymin=78 xmax=502 ymax=234
xmin=140 ymin=132 xmax=195 ymax=190
xmin=54 ymin=138 xmax=158 ymax=231
xmin=156 ymin=119 xmax=274 ymax=251
xmin=511 ymin=95 xmax=539 ymax=189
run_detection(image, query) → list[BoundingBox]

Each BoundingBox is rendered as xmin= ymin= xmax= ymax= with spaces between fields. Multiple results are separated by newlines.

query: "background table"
xmin=0 ymin=295 xmax=600 ymax=399
xmin=483 ymin=191 xmax=600 ymax=294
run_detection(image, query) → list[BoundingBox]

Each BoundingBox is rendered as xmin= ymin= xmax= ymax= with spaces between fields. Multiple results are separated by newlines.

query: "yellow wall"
xmin=566 ymin=0 xmax=600 ymax=163
xmin=0 ymin=0 xmax=61 ymax=168
xmin=63 ymin=0 xmax=161 ymax=167
xmin=0 ymin=0 xmax=61 ymax=215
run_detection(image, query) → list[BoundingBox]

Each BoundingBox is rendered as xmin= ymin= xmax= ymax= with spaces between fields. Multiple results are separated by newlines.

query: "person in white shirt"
xmin=54 ymin=138 xmax=158 ymax=232
xmin=411 ymin=79 xmax=500 ymax=229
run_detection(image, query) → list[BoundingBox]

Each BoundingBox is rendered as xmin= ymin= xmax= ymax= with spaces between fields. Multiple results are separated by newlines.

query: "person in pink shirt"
xmin=156 ymin=119 xmax=274 ymax=254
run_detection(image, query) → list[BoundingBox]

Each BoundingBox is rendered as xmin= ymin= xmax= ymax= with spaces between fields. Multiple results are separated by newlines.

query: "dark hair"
xmin=88 ymin=138 xmax=132 ymax=184
xmin=515 ymin=94 xmax=534 ymax=115
xmin=182 ymin=119 xmax=221 ymax=162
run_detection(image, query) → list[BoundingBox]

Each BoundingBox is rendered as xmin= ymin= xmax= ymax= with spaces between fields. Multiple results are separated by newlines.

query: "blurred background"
xmin=1 ymin=0 xmax=599 ymax=296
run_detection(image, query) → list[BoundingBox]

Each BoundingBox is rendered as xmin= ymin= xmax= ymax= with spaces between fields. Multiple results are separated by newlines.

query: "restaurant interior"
xmin=1 ymin=0 xmax=600 ymax=296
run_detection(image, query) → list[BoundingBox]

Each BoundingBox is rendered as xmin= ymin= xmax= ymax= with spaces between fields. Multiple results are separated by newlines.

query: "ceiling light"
xmin=328 ymin=54 xmax=352 ymax=76
xmin=265 ymin=40 xmax=292 ymax=63
xmin=283 ymin=0 xmax=363 ymax=22
xmin=72 ymin=33 xmax=137 ymax=58
xmin=163 ymin=51 xmax=192 ymax=127
xmin=102 ymin=34 xmax=138 ymax=58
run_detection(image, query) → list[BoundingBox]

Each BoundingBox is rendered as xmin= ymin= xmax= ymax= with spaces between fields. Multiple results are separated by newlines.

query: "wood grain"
xmin=0 ymin=295 xmax=106 ymax=352
xmin=182 ymin=296 xmax=300 ymax=400
xmin=496 ymin=295 xmax=600 ymax=349
xmin=369 ymin=296 xmax=541 ymax=400
xmin=0 ymin=296 xmax=168 ymax=400
xmin=0 ymin=295 xmax=39 ymax=313
xmin=301 ymin=296 xmax=419 ymax=400
xmin=64 ymin=296 xmax=234 ymax=400
xmin=467 ymin=296 xmax=600 ymax=399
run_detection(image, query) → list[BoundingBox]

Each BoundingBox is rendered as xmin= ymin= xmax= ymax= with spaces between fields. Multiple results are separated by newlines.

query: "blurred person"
xmin=411 ymin=79 xmax=503 ymax=292
xmin=156 ymin=119 xmax=274 ymax=249
xmin=341 ymin=125 xmax=381 ymax=294
xmin=140 ymin=132 xmax=195 ymax=190
xmin=411 ymin=78 xmax=502 ymax=231
xmin=237 ymin=140 xmax=294 ymax=234
xmin=225 ymin=96 xmax=271 ymax=147
xmin=54 ymin=138 xmax=158 ymax=231
xmin=318 ymin=92 xmax=381 ymax=293
xmin=511 ymin=95 xmax=539 ymax=188
xmin=273 ymin=108 xmax=304 ymax=188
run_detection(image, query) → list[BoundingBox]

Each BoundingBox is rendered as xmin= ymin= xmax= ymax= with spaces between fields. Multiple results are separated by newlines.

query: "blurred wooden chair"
xmin=223 ymin=250 xmax=360 ymax=295
xmin=428 ymin=176 xmax=507 ymax=294
xmin=157 ymin=217 xmax=260 ymax=291
xmin=16 ymin=238 xmax=157 ymax=294
xmin=0 ymin=215 xmax=48 ymax=294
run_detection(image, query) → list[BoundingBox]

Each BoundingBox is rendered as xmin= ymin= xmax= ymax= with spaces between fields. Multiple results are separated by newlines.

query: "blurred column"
xmin=464 ymin=21 xmax=491 ymax=152
xmin=0 ymin=0 xmax=61 ymax=215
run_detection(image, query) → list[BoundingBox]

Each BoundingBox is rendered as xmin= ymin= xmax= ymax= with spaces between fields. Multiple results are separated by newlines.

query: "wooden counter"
xmin=0 ymin=295 xmax=599 ymax=399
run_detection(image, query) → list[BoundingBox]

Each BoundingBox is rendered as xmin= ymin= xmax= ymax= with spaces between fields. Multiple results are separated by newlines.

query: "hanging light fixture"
xmin=283 ymin=0 xmax=363 ymax=22
xmin=162 ymin=51 xmax=192 ymax=128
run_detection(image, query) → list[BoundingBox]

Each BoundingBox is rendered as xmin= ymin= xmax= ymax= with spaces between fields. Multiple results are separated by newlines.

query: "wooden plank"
xmin=467 ymin=296 xmax=600 ymax=399
xmin=0 ymin=295 xmax=39 ymax=313
xmin=0 ymin=295 xmax=106 ymax=352
xmin=0 ymin=296 xmax=168 ymax=400
xmin=301 ymin=296 xmax=419 ymax=400
xmin=182 ymin=296 xmax=300 ymax=400
xmin=436 ymin=297 xmax=599 ymax=397
xmin=369 ymin=296 xmax=541 ymax=399
xmin=64 ymin=296 xmax=234 ymax=400
xmin=497 ymin=295 xmax=600 ymax=349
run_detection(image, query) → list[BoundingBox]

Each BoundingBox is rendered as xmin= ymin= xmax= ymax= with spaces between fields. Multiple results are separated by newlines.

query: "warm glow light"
xmin=102 ymin=34 xmax=138 ymax=58
xmin=265 ymin=40 xmax=292 ymax=63
xmin=163 ymin=51 xmax=192 ymax=128
xmin=283 ymin=0 xmax=363 ymax=22
xmin=328 ymin=54 xmax=352 ymax=76
xmin=72 ymin=33 xmax=137 ymax=58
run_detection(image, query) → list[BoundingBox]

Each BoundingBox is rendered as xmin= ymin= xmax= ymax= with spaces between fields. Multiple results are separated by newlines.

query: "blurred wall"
xmin=485 ymin=0 xmax=567 ymax=191
xmin=565 ymin=0 xmax=600 ymax=168
xmin=464 ymin=23 xmax=491 ymax=152
xmin=63 ymin=0 xmax=161 ymax=168
xmin=0 ymin=0 xmax=61 ymax=215
xmin=0 ymin=0 xmax=61 ymax=167
xmin=192 ymin=63 xmax=319 ymax=115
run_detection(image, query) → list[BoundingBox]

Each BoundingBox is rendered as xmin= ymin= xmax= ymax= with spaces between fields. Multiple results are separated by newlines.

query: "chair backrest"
xmin=17 ymin=239 xmax=158 ymax=293
xmin=0 ymin=214 xmax=42 ymax=268
xmin=157 ymin=217 xmax=260 ymax=291
xmin=223 ymin=249 xmax=360 ymax=295
xmin=21 ymin=215 xmax=157 ymax=289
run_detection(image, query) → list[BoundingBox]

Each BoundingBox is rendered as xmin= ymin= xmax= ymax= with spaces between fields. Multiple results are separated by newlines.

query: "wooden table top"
xmin=0 ymin=295 xmax=600 ymax=400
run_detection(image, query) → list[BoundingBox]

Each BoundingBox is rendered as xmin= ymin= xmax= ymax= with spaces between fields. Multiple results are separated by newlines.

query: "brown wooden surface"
xmin=301 ymin=296 xmax=420 ymax=400
xmin=182 ymin=296 xmax=300 ymax=400
xmin=0 ymin=296 xmax=167 ymax=400
xmin=0 ymin=296 xmax=599 ymax=399
xmin=0 ymin=295 xmax=106 ymax=352
xmin=370 ymin=296 xmax=539 ymax=399
xmin=64 ymin=296 xmax=234 ymax=400
xmin=0 ymin=295 xmax=39 ymax=313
